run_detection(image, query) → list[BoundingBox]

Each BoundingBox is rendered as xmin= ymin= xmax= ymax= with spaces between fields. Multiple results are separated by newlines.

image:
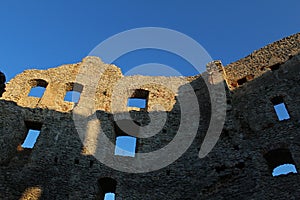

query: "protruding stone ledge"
xmin=0 ymin=71 xmax=5 ymax=97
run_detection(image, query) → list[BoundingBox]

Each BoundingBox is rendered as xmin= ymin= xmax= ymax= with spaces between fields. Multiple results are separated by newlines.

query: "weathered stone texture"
xmin=0 ymin=33 xmax=300 ymax=199
xmin=223 ymin=33 xmax=300 ymax=90
xmin=2 ymin=57 xmax=189 ymax=114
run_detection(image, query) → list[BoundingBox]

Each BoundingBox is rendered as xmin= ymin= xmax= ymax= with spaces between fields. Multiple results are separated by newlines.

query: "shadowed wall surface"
xmin=0 ymin=33 xmax=300 ymax=199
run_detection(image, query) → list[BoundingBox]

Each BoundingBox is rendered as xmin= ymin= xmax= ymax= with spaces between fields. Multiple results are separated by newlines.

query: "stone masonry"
xmin=0 ymin=33 xmax=300 ymax=199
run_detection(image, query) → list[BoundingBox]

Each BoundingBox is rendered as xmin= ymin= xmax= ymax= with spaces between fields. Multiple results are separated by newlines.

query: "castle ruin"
xmin=0 ymin=33 xmax=300 ymax=199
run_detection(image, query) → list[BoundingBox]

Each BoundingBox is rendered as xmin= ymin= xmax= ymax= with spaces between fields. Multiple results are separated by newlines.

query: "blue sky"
xmin=1 ymin=0 xmax=300 ymax=81
xmin=1 ymin=1 xmax=299 ymax=198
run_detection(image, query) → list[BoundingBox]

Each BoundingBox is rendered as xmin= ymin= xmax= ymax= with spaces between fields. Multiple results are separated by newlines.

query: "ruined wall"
xmin=2 ymin=57 xmax=187 ymax=113
xmin=223 ymin=33 xmax=300 ymax=90
xmin=0 ymin=33 xmax=300 ymax=199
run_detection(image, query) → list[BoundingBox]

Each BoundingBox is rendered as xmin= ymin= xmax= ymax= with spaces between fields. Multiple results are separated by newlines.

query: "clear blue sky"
xmin=0 ymin=0 xmax=300 ymax=81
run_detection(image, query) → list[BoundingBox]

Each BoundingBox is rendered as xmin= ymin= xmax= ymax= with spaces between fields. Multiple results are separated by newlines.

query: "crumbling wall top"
xmin=1 ymin=57 xmax=194 ymax=113
xmin=223 ymin=33 xmax=300 ymax=90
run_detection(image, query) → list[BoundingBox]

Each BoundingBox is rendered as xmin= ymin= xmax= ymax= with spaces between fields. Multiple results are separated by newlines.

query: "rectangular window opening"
xmin=237 ymin=77 xmax=247 ymax=86
xmin=64 ymin=83 xmax=83 ymax=103
xmin=21 ymin=129 xmax=41 ymax=148
xmin=127 ymin=89 xmax=149 ymax=111
xmin=127 ymin=98 xmax=147 ymax=108
xmin=28 ymin=87 xmax=47 ymax=98
xmin=64 ymin=91 xmax=81 ymax=103
xmin=271 ymin=96 xmax=290 ymax=121
xmin=113 ymin=120 xmax=139 ymax=157
xmin=114 ymin=136 xmax=137 ymax=157
xmin=269 ymin=63 xmax=281 ymax=71
xmin=21 ymin=121 xmax=42 ymax=149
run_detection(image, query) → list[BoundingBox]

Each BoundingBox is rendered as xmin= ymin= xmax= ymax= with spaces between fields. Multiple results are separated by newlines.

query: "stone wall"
xmin=0 ymin=33 xmax=300 ymax=199
xmin=2 ymin=57 xmax=190 ymax=114
xmin=223 ymin=33 xmax=300 ymax=90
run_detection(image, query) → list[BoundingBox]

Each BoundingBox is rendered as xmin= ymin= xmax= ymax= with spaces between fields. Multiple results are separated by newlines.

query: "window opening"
xmin=64 ymin=82 xmax=83 ymax=103
xmin=264 ymin=148 xmax=298 ymax=176
xmin=28 ymin=79 xmax=48 ymax=98
xmin=271 ymin=96 xmax=290 ymax=121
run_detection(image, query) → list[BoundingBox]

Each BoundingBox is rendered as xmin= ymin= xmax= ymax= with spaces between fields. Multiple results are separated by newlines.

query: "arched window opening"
xmin=64 ymin=82 xmax=83 ymax=103
xmin=264 ymin=148 xmax=298 ymax=176
xmin=97 ymin=177 xmax=117 ymax=200
xmin=104 ymin=193 xmax=115 ymax=200
xmin=273 ymin=164 xmax=297 ymax=176
xmin=28 ymin=79 xmax=48 ymax=98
